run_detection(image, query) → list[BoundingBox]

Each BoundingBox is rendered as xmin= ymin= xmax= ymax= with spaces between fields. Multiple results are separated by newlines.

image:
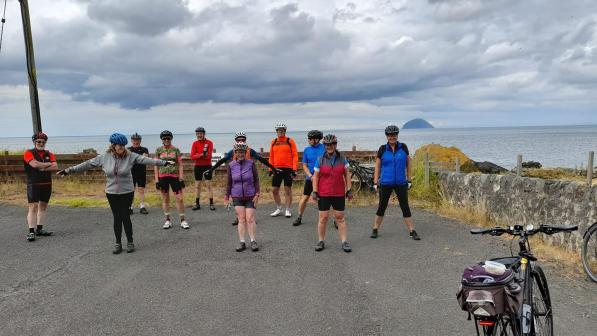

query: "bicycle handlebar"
xmin=470 ymin=224 xmax=578 ymax=237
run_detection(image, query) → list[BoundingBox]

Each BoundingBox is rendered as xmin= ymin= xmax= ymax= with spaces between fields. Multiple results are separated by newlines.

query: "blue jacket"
xmin=302 ymin=143 xmax=325 ymax=180
xmin=378 ymin=143 xmax=409 ymax=186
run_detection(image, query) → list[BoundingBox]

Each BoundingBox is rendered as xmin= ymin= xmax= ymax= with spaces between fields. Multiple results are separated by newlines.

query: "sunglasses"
xmin=324 ymin=143 xmax=337 ymax=146
xmin=35 ymin=140 xmax=46 ymax=144
xmin=161 ymin=137 xmax=172 ymax=141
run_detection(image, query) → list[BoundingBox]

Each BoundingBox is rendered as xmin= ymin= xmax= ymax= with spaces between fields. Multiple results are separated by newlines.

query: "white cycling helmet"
xmin=234 ymin=131 xmax=246 ymax=140
xmin=275 ymin=123 xmax=287 ymax=130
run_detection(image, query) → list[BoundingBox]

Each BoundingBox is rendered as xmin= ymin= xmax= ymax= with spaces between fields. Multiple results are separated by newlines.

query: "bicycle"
xmin=581 ymin=221 xmax=597 ymax=282
xmin=348 ymin=159 xmax=375 ymax=193
xmin=458 ymin=224 xmax=577 ymax=336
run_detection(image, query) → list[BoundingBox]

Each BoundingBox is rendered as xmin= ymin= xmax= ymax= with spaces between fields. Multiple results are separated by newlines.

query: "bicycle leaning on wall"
xmin=581 ymin=221 xmax=597 ymax=283
xmin=457 ymin=224 xmax=577 ymax=336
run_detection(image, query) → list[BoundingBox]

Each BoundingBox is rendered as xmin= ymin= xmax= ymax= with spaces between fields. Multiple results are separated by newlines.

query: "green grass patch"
xmin=51 ymin=198 xmax=109 ymax=208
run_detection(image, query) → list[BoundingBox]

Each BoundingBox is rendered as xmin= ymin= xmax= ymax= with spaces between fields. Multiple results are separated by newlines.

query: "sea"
xmin=1 ymin=125 xmax=596 ymax=169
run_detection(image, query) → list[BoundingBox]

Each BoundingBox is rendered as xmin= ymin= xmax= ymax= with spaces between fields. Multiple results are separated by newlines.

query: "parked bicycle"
xmin=582 ymin=221 xmax=597 ymax=283
xmin=348 ymin=159 xmax=375 ymax=193
xmin=457 ymin=224 xmax=577 ymax=336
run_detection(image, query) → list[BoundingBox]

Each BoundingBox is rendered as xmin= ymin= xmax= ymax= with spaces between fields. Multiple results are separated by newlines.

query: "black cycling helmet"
xmin=131 ymin=132 xmax=142 ymax=140
xmin=307 ymin=130 xmax=323 ymax=140
xmin=32 ymin=132 xmax=48 ymax=141
xmin=384 ymin=125 xmax=400 ymax=135
xmin=195 ymin=127 xmax=205 ymax=133
xmin=160 ymin=130 xmax=173 ymax=139
xmin=322 ymin=134 xmax=338 ymax=145
xmin=234 ymin=131 xmax=247 ymax=141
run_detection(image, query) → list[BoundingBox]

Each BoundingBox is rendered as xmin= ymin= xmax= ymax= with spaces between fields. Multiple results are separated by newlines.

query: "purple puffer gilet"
xmin=229 ymin=159 xmax=257 ymax=198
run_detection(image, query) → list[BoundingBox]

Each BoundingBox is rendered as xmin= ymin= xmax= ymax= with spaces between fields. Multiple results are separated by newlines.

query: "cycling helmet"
xmin=160 ymin=130 xmax=173 ymax=139
xmin=322 ymin=134 xmax=338 ymax=145
xmin=234 ymin=131 xmax=247 ymax=141
xmin=384 ymin=125 xmax=400 ymax=135
xmin=233 ymin=143 xmax=248 ymax=152
xmin=109 ymin=133 xmax=128 ymax=145
xmin=32 ymin=132 xmax=48 ymax=141
xmin=307 ymin=130 xmax=323 ymax=140
xmin=195 ymin=127 xmax=206 ymax=133
xmin=275 ymin=123 xmax=287 ymax=130
xmin=131 ymin=133 xmax=142 ymax=140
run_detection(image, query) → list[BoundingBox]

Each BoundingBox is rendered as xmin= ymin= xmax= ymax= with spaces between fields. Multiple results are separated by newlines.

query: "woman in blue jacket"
xmin=370 ymin=125 xmax=420 ymax=240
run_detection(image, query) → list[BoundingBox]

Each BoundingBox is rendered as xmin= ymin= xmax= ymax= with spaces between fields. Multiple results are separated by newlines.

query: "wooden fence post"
xmin=352 ymin=145 xmax=356 ymax=152
xmin=424 ymin=152 xmax=430 ymax=187
xmin=588 ymin=151 xmax=594 ymax=186
xmin=517 ymin=154 xmax=522 ymax=177
xmin=455 ymin=157 xmax=460 ymax=173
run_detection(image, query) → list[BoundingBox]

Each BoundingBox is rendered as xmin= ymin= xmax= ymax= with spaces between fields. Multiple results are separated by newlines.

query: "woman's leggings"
xmin=375 ymin=185 xmax=412 ymax=218
xmin=106 ymin=192 xmax=135 ymax=243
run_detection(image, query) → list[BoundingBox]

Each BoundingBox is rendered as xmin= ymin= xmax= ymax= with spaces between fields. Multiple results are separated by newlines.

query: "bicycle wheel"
xmin=350 ymin=171 xmax=363 ymax=193
xmin=581 ymin=223 xmax=597 ymax=282
xmin=529 ymin=265 xmax=553 ymax=336
xmin=491 ymin=314 xmax=517 ymax=336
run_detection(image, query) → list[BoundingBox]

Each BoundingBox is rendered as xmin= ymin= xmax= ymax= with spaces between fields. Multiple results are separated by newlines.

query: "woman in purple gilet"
xmin=224 ymin=143 xmax=261 ymax=252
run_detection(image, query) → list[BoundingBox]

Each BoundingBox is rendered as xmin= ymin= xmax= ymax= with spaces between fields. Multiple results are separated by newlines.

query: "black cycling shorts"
xmin=194 ymin=166 xmax=212 ymax=181
xmin=318 ymin=196 xmax=345 ymax=211
xmin=272 ymin=168 xmax=294 ymax=187
xmin=303 ymin=179 xmax=313 ymax=196
xmin=159 ymin=177 xmax=184 ymax=194
xmin=27 ymin=184 xmax=52 ymax=203
xmin=131 ymin=168 xmax=147 ymax=188
xmin=232 ymin=198 xmax=256 ymax=209
xmin=376 ymin=184 xmax=411 ymax=218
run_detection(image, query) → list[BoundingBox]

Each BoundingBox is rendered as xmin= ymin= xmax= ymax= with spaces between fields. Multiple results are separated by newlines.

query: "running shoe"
xmin=192 ymin=204 xmax=201 ymax=211
xmin=139 ymin=207 xmax=149 ymax=215
xmin=180 ymin=220 xmax=190 ymax=229
xmin=292 ymin=216 xmax=302 ymax=226
xmin=315 ymin=241 xmax=325 ymax=251
xmin=270 ymin=208 xmax=282 ymax=217
xmin=163 ymin=220 xmax=172 ymax=229
xmin=126 ymin=243 xmax=135 ymax=253
xmin=370 ymin=229 xmax=378 ymax=239
xmin=232 ymin=218 xmax=239 ymax=226
xmin=250 ymin=241 xmax=259 ymax=252
xmin=342 ymin=241 xmax=352 ymax=253
xmin=112 ymin=243 xmax=123 ymax=254
xmin=409 ymin=230 xmax=421 ymax=240
xmin=209 ymin=204 xmax=216 ymax=211
xmin=35 ymin=229 xmax=53 ymax=236
xmin=236 ymin=242 xmax=247 ymax=252
xmin=285 ymin=209 xmax=292 ymax=218
xmin=26 ymin=232 xmax=36 ymax=242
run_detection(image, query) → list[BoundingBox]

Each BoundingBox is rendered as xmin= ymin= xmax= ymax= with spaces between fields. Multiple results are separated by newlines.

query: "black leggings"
xmin=376 ymin=185 xmax=412 ymax=218
xmin=106 ymin=192 xmax=135 ymax=244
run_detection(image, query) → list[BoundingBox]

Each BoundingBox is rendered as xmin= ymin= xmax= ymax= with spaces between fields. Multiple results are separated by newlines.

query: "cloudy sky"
xmin=1 ymin=0 xmax=597 ymax=136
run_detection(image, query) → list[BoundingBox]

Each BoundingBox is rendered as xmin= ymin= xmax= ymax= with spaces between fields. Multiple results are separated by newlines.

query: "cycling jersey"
xmin=314 ymin=151 xmax=348 ymax=197
xmin=269 ymin=136 xmax=298 ymax=170
xmin=155 ymin=146 xmax=182 ymax=178
xmin=23 ymin=149 xmax=56 ymax=185
xmin=190 ymin=139 xmax=213 ymax=166
xmin=128 ymin=146 xmax=149 ymax=171
xmin=302 ymin=143 xmax=325 ymax=181
xmin=377 ymin=142 xmax=409 ymax=186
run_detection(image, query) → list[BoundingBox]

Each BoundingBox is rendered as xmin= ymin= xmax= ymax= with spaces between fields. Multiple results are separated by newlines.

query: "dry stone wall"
xmin=438 ymin=172 xmax=597 ymax=252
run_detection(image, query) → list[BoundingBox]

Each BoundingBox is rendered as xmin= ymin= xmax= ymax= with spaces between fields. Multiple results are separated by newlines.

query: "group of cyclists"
xmin=23 ymin=124 xmax=420 ymax=254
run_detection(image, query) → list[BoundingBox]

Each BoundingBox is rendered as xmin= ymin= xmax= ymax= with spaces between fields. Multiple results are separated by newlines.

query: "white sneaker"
xmin=180 ymin=220 xmax=190 ymax=229
xmin=270 ymin=208 xmax=282 ymax=217
xmin=163 ymin=220 xmax=172 ymax=229
xmin=285 ymin=209 xmax=292 ymax=218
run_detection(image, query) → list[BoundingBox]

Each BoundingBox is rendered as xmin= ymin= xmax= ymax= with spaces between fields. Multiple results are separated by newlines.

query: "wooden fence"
xmin=0 ymin=149 xmax=377 ymax=182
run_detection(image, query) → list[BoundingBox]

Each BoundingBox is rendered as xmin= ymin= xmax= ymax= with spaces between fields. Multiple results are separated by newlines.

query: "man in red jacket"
xmin=190 ymin=127 xmax=215 ymax=210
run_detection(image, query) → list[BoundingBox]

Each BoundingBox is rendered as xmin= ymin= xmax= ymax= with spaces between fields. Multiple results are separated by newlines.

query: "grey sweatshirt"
xmin=65 ymin=152 xmax=167 ymax=194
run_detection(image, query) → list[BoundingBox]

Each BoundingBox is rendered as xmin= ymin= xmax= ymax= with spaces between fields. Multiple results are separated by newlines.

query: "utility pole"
xmin=19 ymin=0 xmax=42 ymax=133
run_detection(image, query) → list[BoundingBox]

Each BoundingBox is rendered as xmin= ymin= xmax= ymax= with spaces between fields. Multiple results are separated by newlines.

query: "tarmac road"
xmin=0 ymin=203 xmax=595 ymax=336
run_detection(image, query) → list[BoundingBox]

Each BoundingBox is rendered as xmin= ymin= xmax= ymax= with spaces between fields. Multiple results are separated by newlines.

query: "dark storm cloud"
xmin=1 ymin=0 xmax=597 ymax=113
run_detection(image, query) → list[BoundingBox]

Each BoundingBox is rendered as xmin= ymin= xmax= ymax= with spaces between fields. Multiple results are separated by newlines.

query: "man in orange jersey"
xmin=268 ymin=123 xmax=298 ymax=218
